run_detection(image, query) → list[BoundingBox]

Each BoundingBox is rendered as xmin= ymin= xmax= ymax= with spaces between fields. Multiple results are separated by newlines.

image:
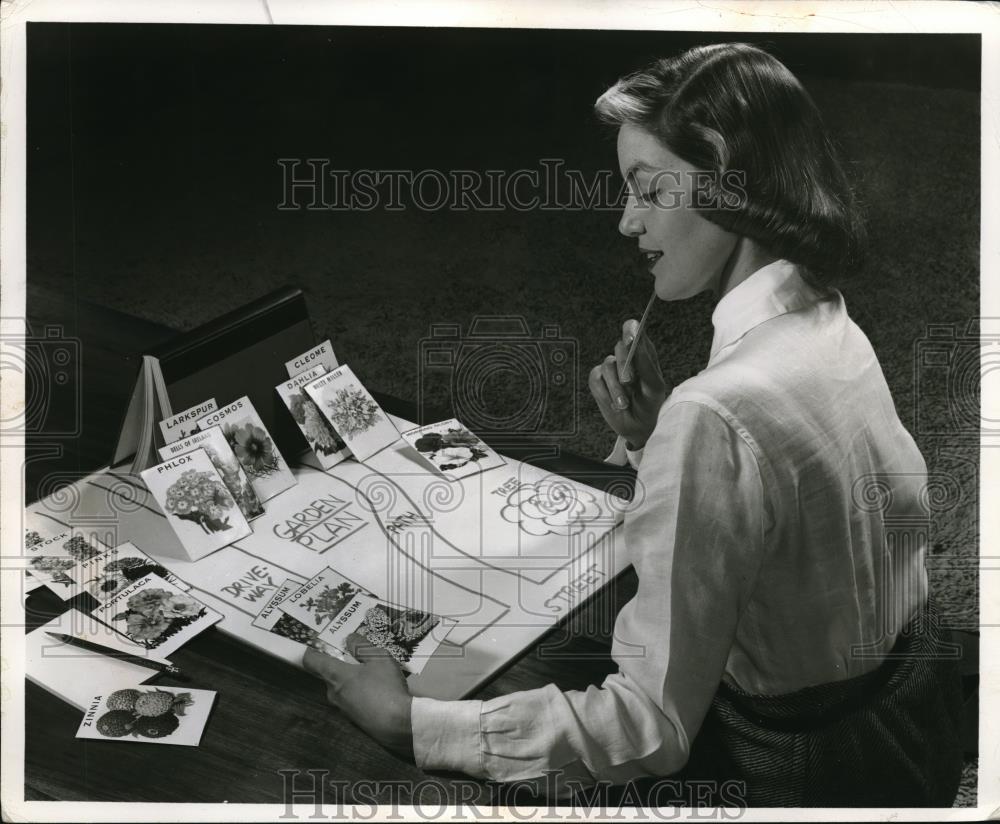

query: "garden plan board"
xmin=26 ymin=413 xmax=629 ymax=699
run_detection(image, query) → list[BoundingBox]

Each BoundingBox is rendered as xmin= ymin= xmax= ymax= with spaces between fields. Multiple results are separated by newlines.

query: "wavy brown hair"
xmin=595 ymin=43 xmax=865 ymax=288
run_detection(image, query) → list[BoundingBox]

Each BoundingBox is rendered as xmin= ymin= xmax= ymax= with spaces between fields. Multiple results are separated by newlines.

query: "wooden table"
xmin=23 ymin=285 xmax=638 ymax=804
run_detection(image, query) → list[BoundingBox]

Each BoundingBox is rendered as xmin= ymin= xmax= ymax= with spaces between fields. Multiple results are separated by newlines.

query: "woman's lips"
xmin=641 ymin=250 xmax=663 ymax=271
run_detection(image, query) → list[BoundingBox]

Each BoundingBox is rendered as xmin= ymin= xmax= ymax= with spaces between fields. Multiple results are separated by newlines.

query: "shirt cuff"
xmin=606 ymin=435 xmax=644 ymax=469
xmin=411 ymin=696 xmax=485 ymax=776
xmin=625 ymin=446 xmax=644 ymax=469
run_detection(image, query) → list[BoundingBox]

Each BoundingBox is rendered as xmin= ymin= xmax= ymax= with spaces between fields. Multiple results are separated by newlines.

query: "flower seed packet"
xmin=158 ymin=425 xmax=265 ymax=520
xmin=316 ymin=596 xmax=455 ymax=675
xmin=93 ymin=573 xmax=222 ymax=657
xmin=158 ymin=397 xmax=218 ymax=444
xmin=278 ymin=566 xmax=376 ymax=634
xmin=401 ymin=419 xmax=506 ymax=481
xmin=76 ymin=685 xmax=217 ymax=746
xmin=25 ymin=531 xmax=108 ymax=600
xmin=72 ymin=541 xmax=190 ymax=603
xmin=275 ymin=367 xmax=350 ymax=469
xmin=251 ymin=575 xmax=344 ymax=657
xmin=285 ymin=339 xmax=339 ymax=378
xmin=196 ymin=396 xmax=297 ymax=502
xmin=24 ymin=518 xmax=65 ymax=592
xmin=303 ymin=365 xmax=400 ymax=462
xmin=141 ymin=449 xmax=252 ymax=561
xmin=251 ymin=576 xmax=306 ymax=632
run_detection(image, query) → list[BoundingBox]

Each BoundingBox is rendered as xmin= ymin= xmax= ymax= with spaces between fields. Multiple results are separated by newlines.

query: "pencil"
xmin=619 ymin=290 xmax=658 ymax=383
xmin=45 ymin=632 xmax=186 ymax=678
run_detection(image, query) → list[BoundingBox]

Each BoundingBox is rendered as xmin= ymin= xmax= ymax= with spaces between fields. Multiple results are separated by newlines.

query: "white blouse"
xmin=410 ymin=259 xmax=929 ymax=787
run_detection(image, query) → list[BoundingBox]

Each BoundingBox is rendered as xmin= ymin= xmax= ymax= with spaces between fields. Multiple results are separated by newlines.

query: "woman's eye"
xmin=636 ymin=188 xmax=656 ymax=205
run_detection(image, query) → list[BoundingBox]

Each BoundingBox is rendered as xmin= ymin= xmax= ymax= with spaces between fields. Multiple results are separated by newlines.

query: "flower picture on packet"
xmin=196 ymin=396 xmax=296 ymax=502
xmin=304 ymin=365 xmax=400 ymax=462
xmin=401 ymin=418 xmax=506 ymax=481
xmin=24 ymin=531 xmax=107 ymax=600
xmin=93 ymin=573 xmax=221 ymax=657
xmin=313 ymin=593 xmax=453 ymax=675
xmin=356 ymin=603 xmax=449 ymax=671
xmin=158 ymin=425 xmax=264 ymax=520
xmin=141 ymin=449 xmax=252 ymax=561
xmin=275 ymin=366 xmax=350 ymax=470
xmin=250 ymin=576 xmax=344 ymax=657
xmin=76 ymin=685 xmax=218 ymax=747
xmin=72 ymin=541 xmax=191 ymax=603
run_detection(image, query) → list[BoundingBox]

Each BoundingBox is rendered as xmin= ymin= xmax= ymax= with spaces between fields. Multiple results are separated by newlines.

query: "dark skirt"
xmin=680 ymin=601 xmax=966 ymax=807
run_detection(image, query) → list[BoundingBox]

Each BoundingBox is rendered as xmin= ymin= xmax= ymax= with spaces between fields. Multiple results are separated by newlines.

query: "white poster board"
xmin=27 ymin=414 xmax=630 ymax=699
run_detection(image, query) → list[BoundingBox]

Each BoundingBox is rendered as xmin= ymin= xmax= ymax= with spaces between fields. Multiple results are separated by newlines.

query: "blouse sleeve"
xmin=411 ymin=400 xmax=768 ymax=791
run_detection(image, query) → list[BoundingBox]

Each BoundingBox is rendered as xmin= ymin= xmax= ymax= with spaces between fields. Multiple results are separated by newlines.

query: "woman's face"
xmin=616 ymin=124 xmax=737 ymax=301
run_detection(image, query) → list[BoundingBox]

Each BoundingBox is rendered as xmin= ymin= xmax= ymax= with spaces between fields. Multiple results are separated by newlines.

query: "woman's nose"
xmin=618 ymin=205 xmax=644 ymax=238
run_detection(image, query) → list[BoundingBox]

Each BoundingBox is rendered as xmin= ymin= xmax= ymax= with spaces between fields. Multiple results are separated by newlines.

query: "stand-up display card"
xmin=158 ymin=398 xmax=218 ymax=444
xmin=275 ymin=367 xmax=350 ymax=469
xmin=196 ymin=396 xmax=296 ymax=502
xmin=285 ymin=339 xmax=338 ymax=378
xmin=141 ymin=449 xmax=252 ymax=561
xmin=303 ymin=365 xmax=399 ymax=462
xmin=158 ymin=425 xmax=264 ymax=520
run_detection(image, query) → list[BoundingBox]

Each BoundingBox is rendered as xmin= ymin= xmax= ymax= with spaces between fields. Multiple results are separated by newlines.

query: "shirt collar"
xmin=709 ymin=259 xmax=823 ymax=362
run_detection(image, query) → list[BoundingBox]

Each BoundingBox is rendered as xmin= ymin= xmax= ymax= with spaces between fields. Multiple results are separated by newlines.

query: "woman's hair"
xmin=595 ymin=43 xmax=865 ymax=287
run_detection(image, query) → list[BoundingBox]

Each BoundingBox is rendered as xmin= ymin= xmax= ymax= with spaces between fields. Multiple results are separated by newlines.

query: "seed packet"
xmin=93 ymin=573 xmax=222 ymax=657
xmin=303 ymin=365 xmax=399 ymax=462
xmin=158 ymin=398 xmax=218 ymax=444
xmin=401 ymin=418 xmax=506 ymax=481
xmin=196 ymin=396 xmax=297 ymax=502
xmin=251 ymin=576 xmax=306 ymax=632
xmin=249 ymin=574 xmax=343 ymax=657
xmin=317 ymin=596 xmax=454 ymax=675
xmin=279 ymin=567 xmax=375 ymax=634
xmin=72 ymin=541 xmax=190 ymax=602
xmin=141 ymin=449 xmax=252 ymax=560
xmin=275 ymin=367 xmax=350 ymax=469
xmin=158 ymin=425 xmax=264 ymax=520
xmin=285 ymin=339 xmax=338 ymax=377
xmin=24 ymin=531 xmax=108 ymax=600
xmin=76 ymin=685 xmax=217 ymax=746
xmin=281 ymin=567 xmax=452 ymax=674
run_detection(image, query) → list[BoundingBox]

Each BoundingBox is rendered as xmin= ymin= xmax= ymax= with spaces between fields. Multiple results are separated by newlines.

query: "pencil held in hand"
xmin=618 ymin=290 xmax=657 ymax=384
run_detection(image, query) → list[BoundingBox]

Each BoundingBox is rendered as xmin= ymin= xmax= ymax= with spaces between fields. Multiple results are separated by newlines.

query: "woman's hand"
xmin=302 ymin=634 xmax=414 ymax=759
xmin=588 ymin=319 xmax=667 ymax=450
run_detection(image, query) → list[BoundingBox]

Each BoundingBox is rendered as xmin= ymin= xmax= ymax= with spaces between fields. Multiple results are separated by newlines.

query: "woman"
xmin=303 ymin=43 xmax=964 ymax=806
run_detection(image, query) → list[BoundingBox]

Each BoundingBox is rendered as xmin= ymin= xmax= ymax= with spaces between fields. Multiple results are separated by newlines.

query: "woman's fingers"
xmin=303 ymin=645 xmax=355 ymax=686
xmin=345 ymin=631 xmax=392 ymax=663
xmin=588 ymin=361 xmax=614 ymax=413
xmin=614 ymin=338 xmax=632 ymax=384
xmin=601 ymin=355 xmax=629 ymax=410
xmin=632 ymin=332 xmax=664 ymax=391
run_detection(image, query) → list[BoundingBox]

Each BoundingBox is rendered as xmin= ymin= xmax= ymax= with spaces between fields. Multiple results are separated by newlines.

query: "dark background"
xmin=26 ymin=22 xmax=981 ymax=622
